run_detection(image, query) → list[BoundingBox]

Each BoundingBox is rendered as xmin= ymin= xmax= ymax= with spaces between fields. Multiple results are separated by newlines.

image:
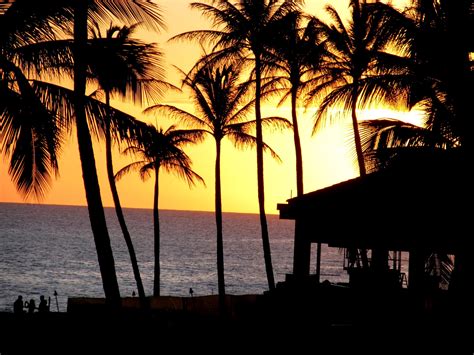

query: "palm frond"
xmin=145 ymin=104 xmax=211 ymax=131
xmin=114 ymin=160 xmax=149 ymax=182
xmin=313 ymin=84 xmax=354 ymax=134
xmin=0 ymin=79 xmax=62 ymax=199
xmin=161 ymin=159 xmax=205 ymax=188
xmin=227 ymin=131 xmax=281 ymax=163
xmin=14 ymin=39 xmax=74 ymax=79
xmin=86 ymin=24 xmax=168 ymax=107
xmin=0 ymin=0 xmax=73 ymax=47
xmin=169 ymin=29 xmax=228 ymax=46
xmin=91 ymin=0 xmax=165 ymax=32
xmin=167 ymin=129 xmax=207 ymax=146
xmin=235 ymin=116 xmax=292 ymax=134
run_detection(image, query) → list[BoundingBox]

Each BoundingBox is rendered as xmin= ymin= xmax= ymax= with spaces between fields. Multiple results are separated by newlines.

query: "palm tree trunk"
xmin=105 ymin=93 xmax=146 ymax=301
xmin=351 ymin=84 xmax=366 ymax=177
xmin=350 ymin=83 xmax=369 ymax=269
xmin=215 ymin=140 xmax=226 ymax=315
xmin=74 ymin=1 xmax=120 ymax=304
xmin=255 ymin=55 xmax=275 ymax=291
xmin=153 ymin=167 xmax=161 ymax=296
xmin=291 ymin=85 xmax=304 ymax=197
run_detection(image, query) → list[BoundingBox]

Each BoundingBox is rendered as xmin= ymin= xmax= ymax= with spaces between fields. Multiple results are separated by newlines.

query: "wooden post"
xmin=293 ymin=219 xmax=311 ymax=278
xmin=408 ymin=248 xmax=425 ymax=290
xmin=315 ymin=242 xmax=322 ymax=284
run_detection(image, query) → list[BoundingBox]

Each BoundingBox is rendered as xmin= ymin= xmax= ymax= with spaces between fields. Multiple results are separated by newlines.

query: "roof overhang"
xmin=278 ymin=150 xmax=473 ymax=253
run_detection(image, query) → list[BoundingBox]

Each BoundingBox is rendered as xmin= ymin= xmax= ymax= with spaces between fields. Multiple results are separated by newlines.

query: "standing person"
xmin=25 ymin=299 xmax=36 ymax=314
xmin=38 ymin=295 xmax=50 ymax=313
xmin=13 ymin=295 xmax=24 ymax=314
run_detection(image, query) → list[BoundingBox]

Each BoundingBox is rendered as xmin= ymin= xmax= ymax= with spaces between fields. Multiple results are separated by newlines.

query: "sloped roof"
xmin=278 ymin=150 xmax=472 ymax=252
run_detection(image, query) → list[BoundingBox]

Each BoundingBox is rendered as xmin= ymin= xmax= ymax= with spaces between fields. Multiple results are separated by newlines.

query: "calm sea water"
xmin=0 ymin=202 xmax=348 ymax=312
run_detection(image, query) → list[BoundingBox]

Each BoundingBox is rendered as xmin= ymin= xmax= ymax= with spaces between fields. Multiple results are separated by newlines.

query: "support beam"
xmin=408 ymin=248 xmax=425 ymax=290
xmin=315 ymin=242 xmax=322 ymax=284
xmin=293 ymin=219 xmax=311 ymax=278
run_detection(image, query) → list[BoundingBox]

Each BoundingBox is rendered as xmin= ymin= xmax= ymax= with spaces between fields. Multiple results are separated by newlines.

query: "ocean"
xmin=0 ymin=202 xmax=348 ymax=312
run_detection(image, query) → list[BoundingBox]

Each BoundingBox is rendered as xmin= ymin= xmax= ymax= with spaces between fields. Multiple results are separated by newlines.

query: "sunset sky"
xmin=0 ymin=0 xmax=418 ymax=214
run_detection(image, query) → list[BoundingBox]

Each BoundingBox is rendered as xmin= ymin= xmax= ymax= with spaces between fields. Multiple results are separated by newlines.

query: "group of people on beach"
xmin=14 ymin=295 xmax=50 ymax=314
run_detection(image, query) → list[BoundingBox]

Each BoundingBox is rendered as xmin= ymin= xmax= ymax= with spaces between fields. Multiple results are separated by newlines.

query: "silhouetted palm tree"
xmin=265 ymin=12 xmax=326 ymax=196
xmin=356 ymin=0 xmax=474 ymax=167
xmin=1 ymin=0 xmax=164 ymax=304
xmin=70 ymin=0 xmax=164 ymax=305
xmin=307 ymin=0 xmax=402 ymax=178
xmin=0 ymin=2 xmax=72 ymax=198
xmin=358 ymin=0 xmax=473 ymax=291
xmin=402 ymin=0 xmax=473 ymax=294
xmin=146 ymin=62 xmax=284 ymax=312
xmin=87 ymin=22 xmax=166 ymax=301
xmin=305 ymin=0 xmax=411 ymax=270
xmin=172 ymin=0 xmax=302 ymax=291
xmin=116 ymin=124 xmax=204 ymax=297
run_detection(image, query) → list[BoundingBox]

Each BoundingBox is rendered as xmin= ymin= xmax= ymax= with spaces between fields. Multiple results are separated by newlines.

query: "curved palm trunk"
xmin=255 ymin=56 xmax=275 ymax=291
xmin=105 ymin=93 xmax=146 ymax=301
xmin=215 ymin=139 xmax=226 ymax=315
xmin=291 ymin=85 xmax=304 ymax=197
xmin=153 ymin=167 xmax=161 ymax=296
xmin=74 ymin=2 xmax=120 ymax=304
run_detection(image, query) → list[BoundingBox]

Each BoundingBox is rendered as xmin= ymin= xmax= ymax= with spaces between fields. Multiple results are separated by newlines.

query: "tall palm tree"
xmin=116 ymin=124 xmax=204 ymax=297
xmin=358 ymin=0 xmax=473 ymax=290
xmin=172 ymin=0 xmax=302 ymax=291
xmin=307 ymin=0 xmax=403 ymax=178
xmin=410 ymin=0 xmax=474 ymax=294
xmin=306 ymin=0 xmax=409 ymax=270
xmin=87 ymin=22 xmax=166 ymax=301
xmin=146 ymin=63 xmax=284 ymax=312
xmin=71 ymin=0 xmax=164 ymax=306
xmin=1 ymin=0 xmax=165 ymax=304
xmin=265 ymin=12 xmax=326 ymax=196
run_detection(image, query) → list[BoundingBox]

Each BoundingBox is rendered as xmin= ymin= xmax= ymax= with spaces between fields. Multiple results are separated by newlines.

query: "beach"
xmin=0 ymin=289 xmax=470 ymax=355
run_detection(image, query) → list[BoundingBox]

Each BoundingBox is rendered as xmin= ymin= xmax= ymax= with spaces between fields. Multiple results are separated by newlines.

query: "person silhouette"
xmin=25 ymin=299 xmax=36 ymax=314
xmin=38 ymin=295 xmax=50 ymax=313
xmin=13 ymin=295 xmax=24 ymax=314
xmin=189 ymin=288 xmax=194 ymax=297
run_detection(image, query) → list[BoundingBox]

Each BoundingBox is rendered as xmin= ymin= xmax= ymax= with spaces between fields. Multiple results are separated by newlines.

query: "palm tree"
xmin=307 ymin=0 xmax=403 ymax=178
xmin=87 ymin=22 xmax=166 ymax=301
xmin=146 ymin=62 xmax=284 ymax=313
xmin=358 ymin=0 xmax=473 ymax=291
xmin=410 ymin=0 xmax=473 ymax=294
xmin=305 ymin=0 xmax=410 ymax=270
xmin=0 ymin=2 xmax=73 ymax=199
xmin=116 ymin=124 xmax=204 ymax=297
xmin=171 ymin=0 xmax=302 ymax=291
xmin=265 ymin=12 xmax=326 ymax=196
xmin=1 ymin=0 xmax=165 ymax=305
xmin=71 ymin=0 xmax=164 ymax=306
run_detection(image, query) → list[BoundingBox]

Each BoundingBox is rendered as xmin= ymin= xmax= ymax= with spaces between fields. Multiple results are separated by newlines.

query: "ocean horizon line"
xmin=0 ymin=201 xmax=280 ymax=216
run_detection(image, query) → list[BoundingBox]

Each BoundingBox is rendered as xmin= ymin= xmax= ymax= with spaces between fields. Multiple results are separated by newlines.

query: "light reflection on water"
xmin=0 ymin=203 xmax=348 ymax=312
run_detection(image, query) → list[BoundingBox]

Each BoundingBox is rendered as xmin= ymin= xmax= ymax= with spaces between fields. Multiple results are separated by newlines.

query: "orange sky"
xmin=0 ymin=0 xmax=417 ymax=214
